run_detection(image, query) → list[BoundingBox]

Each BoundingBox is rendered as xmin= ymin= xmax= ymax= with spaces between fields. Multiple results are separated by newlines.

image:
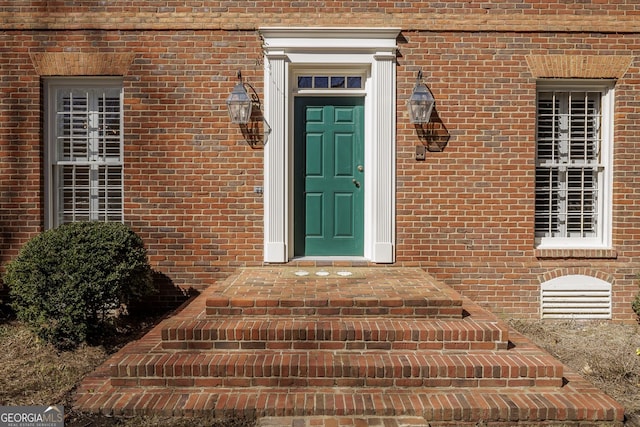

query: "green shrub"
xmin=3 ymin=222 xmax=155 ymax=349
xmin=633 ymin=286 xmax=640 ymax=320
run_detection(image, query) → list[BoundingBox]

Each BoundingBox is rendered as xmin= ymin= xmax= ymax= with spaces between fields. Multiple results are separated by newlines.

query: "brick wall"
xmin=1 ymin=1 xmax=640 ymax=319
xmin=395 ymin=31 xmax=640 ymax=320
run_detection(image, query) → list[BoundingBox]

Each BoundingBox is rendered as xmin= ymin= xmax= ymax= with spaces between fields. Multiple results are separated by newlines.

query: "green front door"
xmin=294 ymin=97 xmax=365 ymax=256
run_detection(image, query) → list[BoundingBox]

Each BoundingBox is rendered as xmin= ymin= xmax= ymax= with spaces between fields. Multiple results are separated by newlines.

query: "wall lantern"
xmin=226 ymin=71 xmax=253 ymax=124
xmin=407 ymin=70 xmax=435 ymax=124
xmin=225 ymin=70 xmax=272 ymax=147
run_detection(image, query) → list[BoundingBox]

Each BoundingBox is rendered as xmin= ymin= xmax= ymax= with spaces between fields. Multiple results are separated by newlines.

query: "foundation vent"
xmin=541 ymin=275 xmax=611 ymax=319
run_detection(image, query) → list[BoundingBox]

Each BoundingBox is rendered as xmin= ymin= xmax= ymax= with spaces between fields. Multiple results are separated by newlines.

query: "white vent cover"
xmin=541 ymin=275 xmax=612 ymax=319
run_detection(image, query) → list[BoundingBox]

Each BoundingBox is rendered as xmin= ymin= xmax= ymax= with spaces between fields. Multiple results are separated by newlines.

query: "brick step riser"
xmin=160 ymin=336 xmax=508 ymax=350
xmin=161 ymin=340 xmax=508 ymax=351
xmin=111 ymin=376 xmax=563 ymax=389
xmin=205 ymin=307 xmax=463 ymax=318
xmin=160 ymin=321 xmax=508 ymax=345
xmin=110 ymin=354 xmax=563 ymax=385
xmin=76 ymin=389 xmax=622 ymax=424
xmin=161 ymin=333 xmax=506 ymax=344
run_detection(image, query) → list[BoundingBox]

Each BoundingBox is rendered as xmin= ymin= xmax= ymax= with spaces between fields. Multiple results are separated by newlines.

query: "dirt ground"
xmin=0 ymin=313 xmax=639 ymax=426
xmin=508 ymin=319 xmax=640 ymax=426
xmin=0 ymin=313 xmax=257 ymax=427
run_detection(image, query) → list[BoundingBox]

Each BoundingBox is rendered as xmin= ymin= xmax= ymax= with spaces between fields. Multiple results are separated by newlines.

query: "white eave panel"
xmin=259 ymin=27 xmax=400 ymax=52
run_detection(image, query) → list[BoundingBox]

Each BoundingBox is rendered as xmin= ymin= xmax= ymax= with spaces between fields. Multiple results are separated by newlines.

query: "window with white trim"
xmin=535 ymin=81 xmax=614 ymax=248
xmin=44 ymin=79 xmax=124 ymax=228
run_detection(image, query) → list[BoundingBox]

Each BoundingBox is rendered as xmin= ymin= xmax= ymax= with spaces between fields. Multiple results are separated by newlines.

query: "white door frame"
xmin=261 ymin=27 xmax=399 ymax=263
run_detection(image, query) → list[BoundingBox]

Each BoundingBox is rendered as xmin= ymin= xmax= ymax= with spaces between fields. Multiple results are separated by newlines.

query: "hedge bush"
xmin=633 ymin=282 xmax=640 ymax=320
xmin=3 ymin=222 xmax=155 ymax=349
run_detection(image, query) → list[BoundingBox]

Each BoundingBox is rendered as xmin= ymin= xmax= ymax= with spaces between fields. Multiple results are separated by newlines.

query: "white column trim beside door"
xmin=371 ymin=51 xmax=397 ymax=263
xmin=261 ymin=27 xmax=400 ymax=263
xmin=263 ymin=50 xmax=288 ymax=263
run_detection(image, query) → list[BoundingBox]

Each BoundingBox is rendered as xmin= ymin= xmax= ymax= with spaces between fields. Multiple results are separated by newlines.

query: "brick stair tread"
xmin=204 ymin=268 xmax=464 ymax=319
xmin=160 ymin=317 xmax=509 ymax=349
xmin=207 ymin=267 xmax=462 ymax=305
xmin=110 ymin=350 xmax=563 ymax=383
xmin=74 ymin=385 xmax=623 ymax=424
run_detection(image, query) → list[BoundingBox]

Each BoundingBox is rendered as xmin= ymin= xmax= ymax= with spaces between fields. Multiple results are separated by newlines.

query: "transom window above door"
xmin=296 ymin=74 xmax=364 ymax=90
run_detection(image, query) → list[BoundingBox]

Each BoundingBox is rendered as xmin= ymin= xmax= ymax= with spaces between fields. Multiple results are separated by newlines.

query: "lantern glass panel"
xmin=408 ymin=83 xmax=435 ymax=124
xmin=226 ymin=83 xmax=252 ymax=124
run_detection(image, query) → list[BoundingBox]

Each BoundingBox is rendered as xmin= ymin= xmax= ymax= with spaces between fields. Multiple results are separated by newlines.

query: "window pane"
xmin=535 ymin=167 xmax=559 ymax=237
xmin=330 ymin=76 xmax=345 ymax=88
xmin=314 ymin=76 xmax=328 ymax=88
xmin=568 ymin=93 xmax=600 ymax=164
xmin=57 ymin=94 xmax=90 ymax=161
xmin=536 ymin=94 xmax=560 ymax=163
xmin=566 ymin=167 xmax=597 ymax=237
xmin=59 ymin=165 xmax=91 ymax=223
xmin=98 ymin=93 xmax=122 ymax=160
xmin=97 ymin=165 xmax=123 ymax=222
xmin=298 ymin=76 xmax=312 ymax=88
xmin=347 ymin=76 xmax=362 ymax=89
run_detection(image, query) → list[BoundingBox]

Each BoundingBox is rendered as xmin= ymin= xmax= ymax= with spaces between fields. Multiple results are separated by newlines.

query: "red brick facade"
xmin=1 ymin=1 xmax=640 ymax=320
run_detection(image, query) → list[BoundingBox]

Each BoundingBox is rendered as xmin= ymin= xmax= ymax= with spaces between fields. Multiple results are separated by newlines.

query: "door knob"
xmin=352 ymin=179 xmax=361 ymax=188
xmin=357 ymin=165 xmax=364 ymax=172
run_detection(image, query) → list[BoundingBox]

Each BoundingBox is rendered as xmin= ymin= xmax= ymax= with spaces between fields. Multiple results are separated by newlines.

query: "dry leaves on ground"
xmin=0 ymin=321 xmax=107 ymax=407
xmin=509 ymin=319 xmax=640 ymax=424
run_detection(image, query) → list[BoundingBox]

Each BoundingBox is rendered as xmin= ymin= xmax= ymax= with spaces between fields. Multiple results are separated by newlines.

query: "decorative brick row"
xmin=5 ymin=10 xmax=640 ymax=34
xmin=160 ymin=318 xmax=509 ymax=351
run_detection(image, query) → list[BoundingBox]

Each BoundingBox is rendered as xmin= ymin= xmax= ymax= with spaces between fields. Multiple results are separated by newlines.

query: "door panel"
xmin=294 ymin=97 xmax=364 ymax=256
xmin=305 ymin=193 xmax=324 ymax=236
xmin=334 ymin=193 xmax=354 ymax=237
xmin=335 ymin=133 xmax=354 ymax=176
xmin=306 ymin=133 xmax=324 ymax=176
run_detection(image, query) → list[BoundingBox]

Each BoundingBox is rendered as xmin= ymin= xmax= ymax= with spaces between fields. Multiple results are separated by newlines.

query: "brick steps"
xmin=109 ymin=350 xmax=564 ymax=388
xmin=75 ymin=385 xmax=621 ymax=424
xmin=73 ymin=267 xmax=625 ymax=425
xmin=160 ymin=317 xmax=509 ymax=351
